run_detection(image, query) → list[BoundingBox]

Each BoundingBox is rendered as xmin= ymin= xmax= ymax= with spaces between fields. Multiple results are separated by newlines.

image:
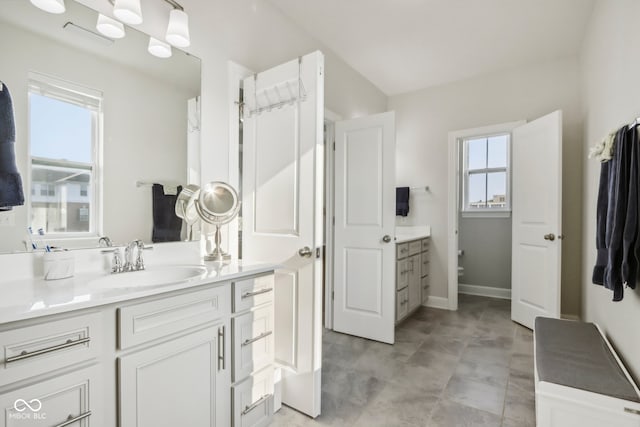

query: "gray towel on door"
xmin=0 ymin=82 xmax=25 ymax=211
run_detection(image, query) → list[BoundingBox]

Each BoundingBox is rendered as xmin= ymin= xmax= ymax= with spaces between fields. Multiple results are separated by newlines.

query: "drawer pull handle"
xmin=53 ymin=410 xmax=92 ymax=427
xmin=218 ymin=326 xmax=226 ymax=371
xmin=242 ymin=394 xmax=272 ymax=416
xmin=242 ymin=288 xmax=273 ymax=299
xmin=242 ymin=331 xmax=273 ymax=347
xmin=400 ymin=300 xmax=408 ymax=306
xmin=6 ymin=337 xmax=90 ymax=364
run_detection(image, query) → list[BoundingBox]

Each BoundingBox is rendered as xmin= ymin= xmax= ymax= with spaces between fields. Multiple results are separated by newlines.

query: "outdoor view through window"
xmin=29 ymin=81 xmax=100 ymax=235
xmin=463 ymin=134 xmax=509 ymax=211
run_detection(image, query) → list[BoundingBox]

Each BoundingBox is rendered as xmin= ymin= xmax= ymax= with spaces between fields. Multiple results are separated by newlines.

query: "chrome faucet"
xmin=123 ymin=240 xmax=145 ymax=272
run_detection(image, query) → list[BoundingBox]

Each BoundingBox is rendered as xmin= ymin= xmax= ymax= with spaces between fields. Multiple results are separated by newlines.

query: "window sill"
xmin=461 ymin=210 xmax=511 ymax=219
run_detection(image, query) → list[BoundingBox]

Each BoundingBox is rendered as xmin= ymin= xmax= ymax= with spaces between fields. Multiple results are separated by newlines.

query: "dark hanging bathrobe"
xmin=593 ymin=126 xmax=639 ymax=301
xmin=0 ymin=83 xmax=25 ymax=211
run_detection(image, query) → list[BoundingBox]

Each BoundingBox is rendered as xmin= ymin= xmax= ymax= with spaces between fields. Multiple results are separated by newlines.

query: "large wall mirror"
xmin=0 ymin=0 xmax=201 ymax=253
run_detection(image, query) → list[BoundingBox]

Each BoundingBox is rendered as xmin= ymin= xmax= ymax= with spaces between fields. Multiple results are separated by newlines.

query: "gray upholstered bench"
xmin=534 ymin=317 xmax=640 ymax=427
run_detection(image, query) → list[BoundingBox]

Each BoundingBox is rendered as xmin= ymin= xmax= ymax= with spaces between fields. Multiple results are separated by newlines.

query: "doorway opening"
xmin=447 ymin=121 xmax=525 ymax=312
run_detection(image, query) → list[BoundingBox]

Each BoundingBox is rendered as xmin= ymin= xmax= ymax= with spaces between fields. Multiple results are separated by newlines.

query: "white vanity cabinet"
xmin=119 ymin=323 xmax=227 ymax=427
xmin=0 ymin=268 xmax=276 ymax=427
xmin=0 ymin=311 xmax=103 ymax=427
xmin=395 ymin=237 xmax=430 ymax=323
xmin=231 ymin=275 xmax=275 ymax=427
xmin=0 ymin=364 xmax=101 ymax=427
xmin=117 ymin=285 xmax=231 ymax=427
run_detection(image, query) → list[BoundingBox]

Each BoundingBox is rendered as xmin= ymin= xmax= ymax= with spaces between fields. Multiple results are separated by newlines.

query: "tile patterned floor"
xmin=271 ymin=294 xmax=535 ymax=427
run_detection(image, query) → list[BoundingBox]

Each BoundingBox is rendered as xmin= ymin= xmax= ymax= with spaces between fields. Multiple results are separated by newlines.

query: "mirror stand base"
xmin=204 ymin=249 xmax=231 ymax=263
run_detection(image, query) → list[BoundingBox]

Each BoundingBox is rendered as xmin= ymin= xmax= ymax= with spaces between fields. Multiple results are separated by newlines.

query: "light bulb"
xmin=165 ymin=9 xmax=190 ymax=48
xmin=113 ymin=0 xmax=143 ymax=25
xmin=30 ymin=0 xmax=65 ymax=14
xmin=96 ymin=14 xmax=125 ymax=39
xmin=148 ymin=37 xmax=172 ymax=58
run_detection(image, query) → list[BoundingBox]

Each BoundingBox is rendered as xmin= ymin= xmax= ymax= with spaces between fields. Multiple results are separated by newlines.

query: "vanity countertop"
xmin=0 ymin=261 xmax=277 ymax=325
xmin=395 ymin=225 xmax=431 ymax=244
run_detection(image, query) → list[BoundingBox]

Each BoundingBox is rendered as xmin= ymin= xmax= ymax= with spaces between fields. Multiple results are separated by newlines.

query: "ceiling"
xmin=268 ymin=0 xmax=595 ymax=95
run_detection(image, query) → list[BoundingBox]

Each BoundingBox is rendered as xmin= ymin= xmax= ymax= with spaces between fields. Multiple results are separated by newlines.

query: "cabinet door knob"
xmin=382 ymin=235 xmax=392 ymax=243
xmin=544 ymin=233 xmax=556 ymax=241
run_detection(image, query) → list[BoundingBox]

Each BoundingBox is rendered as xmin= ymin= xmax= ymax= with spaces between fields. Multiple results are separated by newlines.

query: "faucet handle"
xmin=112 ymin=248 xmax=123 ymax=273
xmin=135 ymin=241 xmax=145 ymax=271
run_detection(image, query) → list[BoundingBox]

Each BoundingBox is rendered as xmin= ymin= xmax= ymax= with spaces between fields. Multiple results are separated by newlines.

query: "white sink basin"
xmin=89 ymin=265 xmax=208 ymax=289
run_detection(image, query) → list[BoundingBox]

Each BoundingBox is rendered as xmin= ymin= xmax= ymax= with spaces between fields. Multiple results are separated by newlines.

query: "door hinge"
xmin=332 ymin=216 xmax=335 ymax=225
xmin=333 ymin=142 xmax=335 ymax=151
xmin=332 ymin=291 xmax=334 ymax=301
xmin=316 ymin=247 xmax=321 ymax=258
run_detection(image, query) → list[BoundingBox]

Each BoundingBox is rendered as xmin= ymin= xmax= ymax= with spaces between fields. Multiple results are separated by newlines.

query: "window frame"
xmin=27 ymin=72 xmax=103 ymax=240
xmin=461 ymin=132 xmax=512 ymax=218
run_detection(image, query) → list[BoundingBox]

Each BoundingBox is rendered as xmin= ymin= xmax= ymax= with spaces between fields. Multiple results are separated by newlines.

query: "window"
xmin=29 ymin=74 xmax=102 ymax=235
xmin=462 ymin=133 xmax=510 ymax=215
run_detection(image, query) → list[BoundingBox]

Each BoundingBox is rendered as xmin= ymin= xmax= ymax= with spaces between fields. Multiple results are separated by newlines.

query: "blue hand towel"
xmin=396 ymin=187 xmax=410 ymax=216
xmin=0 ymin=82 xmax=25 ymax=211
xmin=152 ymin=184 xmax=183 ymax=243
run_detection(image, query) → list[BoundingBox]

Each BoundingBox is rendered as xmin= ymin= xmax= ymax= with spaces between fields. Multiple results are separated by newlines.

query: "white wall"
xmin=580 ymin=0 xmax=640 ymax=380
xmin=76 ymin=0 xmax=388 ymax=185
xmin=459 ymin=216 xmax=512 ymax=289
xmin=389 ymin=56 xmax=583 ymax=316
xmin=0 ymin=20 xmax=195 ymax=251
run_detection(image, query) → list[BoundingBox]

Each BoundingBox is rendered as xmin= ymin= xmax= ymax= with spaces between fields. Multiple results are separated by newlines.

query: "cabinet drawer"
xmin=233 ymin=305 xmax=274 ymax=382
xmin=421 ymin=238 xmax=429 ymax=251
xmin=408 ymin=241 xmax=422 ymax=256
xmin=0 ymin=312 xmax=102 ymax=387
xmin=233 ymin=366 xmax=274 ymax=427
xmin=396 ymin=288 xmax=409 ymax=322
xmin=421 ymin=252 xmax=430 ymax=277
xmin=421 ymin=276 xmax=430 ymax=303
xmin=118 ymin=285 xmax=228 ymax=350
xmin=0 ymin=364 xmax=101 ymax=427
xmin=396 ymin=243 xmax=409 ymax=259
xmin=396 ymin=260 xmax=409 ymax=290
xmin=233 ymin=274 xmax=274 ymax=313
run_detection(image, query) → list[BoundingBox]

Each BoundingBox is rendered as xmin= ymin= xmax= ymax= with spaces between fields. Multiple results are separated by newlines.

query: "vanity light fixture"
xmin=113 ymin=0 xmax=143 ymax=25
xmin=96 ymin=14 xmax=126 ymax=39
xmin=30 ymin=0 xmax=66 ymax=14
xmin=148 ymin=37 xmax=172 ymax=58
xmin=165 ymin=4 xmax=190 ymax=47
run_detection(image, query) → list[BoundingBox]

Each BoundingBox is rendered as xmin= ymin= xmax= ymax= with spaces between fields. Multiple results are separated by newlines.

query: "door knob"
xmin=382 ymin=235 xmax=392 ymax=243
xmin=298 ymin=246 xmax=313 ymax=258
xmin=544 ymin=233 xmax=556 ymax=241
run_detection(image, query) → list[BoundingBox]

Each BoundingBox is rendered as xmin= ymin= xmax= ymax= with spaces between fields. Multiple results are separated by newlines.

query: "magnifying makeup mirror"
xmin=174 ymin=184 xmax=200 ymax=241
xmin=195 ymin=181 xmax=241 ymax=262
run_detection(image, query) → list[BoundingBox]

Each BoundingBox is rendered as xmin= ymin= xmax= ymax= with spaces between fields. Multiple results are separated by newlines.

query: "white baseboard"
xmin=459 ymin=283 xmax=511 ymax=300
xmin=423 ymin=296 xmax=450 ymax=310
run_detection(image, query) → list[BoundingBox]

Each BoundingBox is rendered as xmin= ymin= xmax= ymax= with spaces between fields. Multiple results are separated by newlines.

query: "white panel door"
xmin=242 ymin=51 xmax=324 ymax=418
xmin=511 ymin=111 xmax=562 ymax=329
xmin=333 ymin=112 xmax=395 ymax=344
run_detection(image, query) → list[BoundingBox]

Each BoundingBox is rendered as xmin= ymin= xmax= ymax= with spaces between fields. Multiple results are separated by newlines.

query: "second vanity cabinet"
xmin=0 ymin=269 xmax=275 ymax=427
xmin=396 ymin=237 xmax=430 ymax=323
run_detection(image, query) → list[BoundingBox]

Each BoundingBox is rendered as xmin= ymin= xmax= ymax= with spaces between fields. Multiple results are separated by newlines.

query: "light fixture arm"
xmin=108 ymin=0 xmax=183 ymax=11
xmin=163 ymin=0 xmax=184 ymax=11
